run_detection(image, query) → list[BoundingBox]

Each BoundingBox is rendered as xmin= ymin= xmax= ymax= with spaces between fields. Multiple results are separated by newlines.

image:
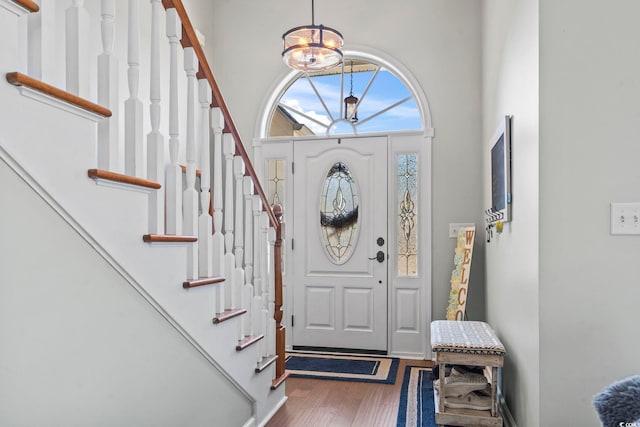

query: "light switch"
xmin=611 ymin=203 xmax=640 ymax=235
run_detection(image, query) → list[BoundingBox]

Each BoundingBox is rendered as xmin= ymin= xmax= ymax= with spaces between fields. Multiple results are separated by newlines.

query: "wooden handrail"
xmin=161 ymin=0 xmax=277 ymax=229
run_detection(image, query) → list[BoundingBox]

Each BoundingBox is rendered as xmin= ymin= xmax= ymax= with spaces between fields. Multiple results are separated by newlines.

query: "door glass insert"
xmin=397 ymin=154 xmax=418 ymax=276
xmin=267 ymin=159 xmax=286 ymax=206
xmin=320 ymin=162 xmax=360 ymax=264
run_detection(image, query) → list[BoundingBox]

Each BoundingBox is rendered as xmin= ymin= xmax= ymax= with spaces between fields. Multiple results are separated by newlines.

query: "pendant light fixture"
xmin=344 ymin=61 xmax=358 ymax=122
xmin=282 ymin=0 xmax=344 ymax=72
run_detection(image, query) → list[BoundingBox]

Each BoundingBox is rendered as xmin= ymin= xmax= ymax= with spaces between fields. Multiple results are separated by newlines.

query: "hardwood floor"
xmin=266 ymin=358 xmax=434 ymax=427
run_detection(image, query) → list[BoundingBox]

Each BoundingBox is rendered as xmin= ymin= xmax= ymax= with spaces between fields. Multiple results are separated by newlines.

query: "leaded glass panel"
xmin=320 ymin=162 xmax=359 ymax=264
xmin=267 ymin=159 xmax=286 ymax=206
xmin=397 ymin=154 xmax=418 ymax=276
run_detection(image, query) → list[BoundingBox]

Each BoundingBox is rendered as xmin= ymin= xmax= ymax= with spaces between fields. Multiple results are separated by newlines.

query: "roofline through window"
xmin=255 ymin=45 xmax=434 ymax=140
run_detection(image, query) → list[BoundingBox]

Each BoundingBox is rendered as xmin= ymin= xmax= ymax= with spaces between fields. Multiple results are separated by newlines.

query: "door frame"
xmin=255 ymin=130 xmax=432 ymax=358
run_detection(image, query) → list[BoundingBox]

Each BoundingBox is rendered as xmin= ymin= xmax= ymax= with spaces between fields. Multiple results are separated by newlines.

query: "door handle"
xmin=368 ymin=251 xmax=385 ymax=263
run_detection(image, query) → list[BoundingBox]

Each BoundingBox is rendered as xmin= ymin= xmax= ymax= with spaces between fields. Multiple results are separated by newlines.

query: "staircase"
xmin=0 ymin=0 xmax=287 ymax=425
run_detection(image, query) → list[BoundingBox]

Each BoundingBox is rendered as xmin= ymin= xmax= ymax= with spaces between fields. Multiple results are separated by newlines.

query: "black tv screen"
xmin=489 ymin=115 xmax=511 ymax=221
xmin=491 ymin=134 xmax=506 ymax=212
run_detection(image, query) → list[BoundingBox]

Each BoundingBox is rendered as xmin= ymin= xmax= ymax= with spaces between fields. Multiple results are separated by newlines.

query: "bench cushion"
xmin=431 ymin=320 xmax=505 ymax=355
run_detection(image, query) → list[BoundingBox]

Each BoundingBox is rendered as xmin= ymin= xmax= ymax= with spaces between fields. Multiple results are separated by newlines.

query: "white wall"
xmin=539 ymin=1 xmax=640 ymax=425
xmin=0 ymin=159 xmax=252 ymax=427
xmin=482 ymin=1 xmax=540 ymax=426
xmin=201 ymin=0 xmax=484 ymax=322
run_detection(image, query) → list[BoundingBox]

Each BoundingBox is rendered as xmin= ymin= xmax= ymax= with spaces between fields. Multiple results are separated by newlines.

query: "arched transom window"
xmin=268 ymin=57 xmax=423 ymax=137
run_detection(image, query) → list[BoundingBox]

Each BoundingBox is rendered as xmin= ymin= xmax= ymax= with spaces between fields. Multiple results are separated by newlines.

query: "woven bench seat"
xmin=431 ymin=320 xmax=505 ymax=355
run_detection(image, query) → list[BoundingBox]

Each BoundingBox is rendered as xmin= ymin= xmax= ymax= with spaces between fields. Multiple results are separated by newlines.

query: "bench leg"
xmin=491 ymin=366 xmax=498 ymax=417
xmin=439 ymin=362 xmax=446 ymax=414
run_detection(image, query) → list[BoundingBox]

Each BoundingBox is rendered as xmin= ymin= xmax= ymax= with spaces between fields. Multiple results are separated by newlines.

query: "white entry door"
xmin=292 ymin=137 xmax=388 ymax=352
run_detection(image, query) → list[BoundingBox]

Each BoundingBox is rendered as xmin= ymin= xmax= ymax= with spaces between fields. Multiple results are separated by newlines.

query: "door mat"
xmin=285 ymin=353 xmax=399 ymax=384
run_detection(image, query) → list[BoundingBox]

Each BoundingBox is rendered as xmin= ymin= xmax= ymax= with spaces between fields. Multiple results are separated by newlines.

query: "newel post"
xmin=272 ymin=203 xmax=288 ymax=387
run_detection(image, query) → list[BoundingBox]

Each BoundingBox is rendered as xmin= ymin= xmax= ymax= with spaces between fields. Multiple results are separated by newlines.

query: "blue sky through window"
xmin=275 ymin=63 xmax=422 ymax=136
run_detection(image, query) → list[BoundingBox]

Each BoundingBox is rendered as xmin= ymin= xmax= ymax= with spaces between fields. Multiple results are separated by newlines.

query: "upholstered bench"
xmin=431 ymin=320 xmax=506 ymax=427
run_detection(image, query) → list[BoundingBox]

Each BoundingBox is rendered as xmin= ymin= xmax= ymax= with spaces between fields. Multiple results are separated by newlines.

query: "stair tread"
xmin=212 ymin=308 xmax=247 ymax=324
xmin=11 ymin=0 xmax=39 ymax=12
xmin=183 ymin=276 xmax=225 ymax=289
xmin=271 ymin=372 xmax=290 ymax=390
xmin=236 ymin=334 xmax=264 ymax=351
xmin=255 ymin=354 xmax=278 ymax=373
xmin=7 ymin=72 xmax=111 ymax=117
xmin=88 ymin=169 xmax=161 ymax=190
xmin=143 ymin=234 xmax=197 ymax=243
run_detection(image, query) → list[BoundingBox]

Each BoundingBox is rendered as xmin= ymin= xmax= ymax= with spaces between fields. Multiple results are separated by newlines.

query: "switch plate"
xmin=449 ymin=223 xmax=475 ymax=238
xmin=611 ymin=203 xmax=640 ymax=235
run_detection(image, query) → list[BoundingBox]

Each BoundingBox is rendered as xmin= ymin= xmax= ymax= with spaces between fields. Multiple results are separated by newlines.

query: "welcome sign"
xmin=446 ymin=226 xmax=476 ymax=321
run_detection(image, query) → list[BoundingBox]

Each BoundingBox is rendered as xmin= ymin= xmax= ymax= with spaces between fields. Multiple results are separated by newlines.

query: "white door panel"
xmin=293 ymin=137 xmax=387 ymax=351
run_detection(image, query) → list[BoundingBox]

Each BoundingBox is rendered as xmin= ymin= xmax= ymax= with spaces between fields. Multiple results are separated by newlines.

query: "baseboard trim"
xmin=257 ymin=395 xmax=288 ymax=427
xmin=499 ymin=394 xmax=517 ymax=427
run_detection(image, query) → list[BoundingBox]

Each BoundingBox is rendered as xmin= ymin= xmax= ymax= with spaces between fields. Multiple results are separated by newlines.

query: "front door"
xmin=292 ymin=137 xmax=388 ymax=352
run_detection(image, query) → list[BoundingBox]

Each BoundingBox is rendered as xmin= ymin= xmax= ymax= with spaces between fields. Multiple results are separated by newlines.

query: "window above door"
xmin=268 ymin=57 xmax=423 ymax=137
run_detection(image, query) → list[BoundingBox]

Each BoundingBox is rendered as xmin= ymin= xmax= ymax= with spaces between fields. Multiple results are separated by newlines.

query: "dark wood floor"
xmin=266 ymin=358 xmax=433 ymax=427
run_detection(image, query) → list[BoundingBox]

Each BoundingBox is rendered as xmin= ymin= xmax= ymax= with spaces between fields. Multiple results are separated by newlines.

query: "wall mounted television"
xmin=490 ymin=115 xmax=512 ymax=222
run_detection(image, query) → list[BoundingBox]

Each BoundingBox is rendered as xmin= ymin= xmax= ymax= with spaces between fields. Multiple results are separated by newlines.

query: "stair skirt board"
xmin=0 ymin=145 xmax=252 ymax=404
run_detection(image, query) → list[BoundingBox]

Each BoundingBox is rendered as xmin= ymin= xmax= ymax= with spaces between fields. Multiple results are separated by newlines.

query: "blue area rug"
xmin=285 ymin=353 xmax=399 ymax=384
xmin=396 ymin=366 xmax=437 ymax=427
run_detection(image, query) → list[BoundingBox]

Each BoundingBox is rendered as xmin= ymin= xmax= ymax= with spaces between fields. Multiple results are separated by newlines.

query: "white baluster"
xmin=211 ymin=107 xmax=225 ymax=314
xmin=65 ymin=0 xmax=89 ymax=97
xmin=260 ymin=305 xmax=268 ymax=358
xmin=234 ymin=267 xmax=245 ymax=340
xmin=253 ymin=294 xmax=263 ymax=363
xmin=234 ymin=156 xmax=246 ymax=338
xmin=147 ymin=0 xmax=164 ymax=232
xmin=165 ymin=8 xmax=182 ymax=234
xmin=267 ymin=301 xmax=276 ymax=356
xmin=183 ymin=47 xmax=199 ymax=279
xmin=223 ymin=134 xmax=236 ymax=308
xmin=224 ymin=250 xmax=235 ymax=310
xmin=252 ymin=195 xmax=263 ymax=300
xmin=28 ymin=0 xmax=63 ymax=87
xmin=260 ymin=211 xmax=270 ymax=297
xmin=260 ymin=211 xmax=270 ymax=358
xmin=17 ymin=8 xmax=29 ymax=73
xmin=97 ymin=0 xmax=119 ymax=171
xmin=243 ymin=279 xmax=254 ymax=336
xmin=267 ymin=227 xmax=277 ymax=356
xmin=243 ymin=176 xmax=254 ymax=335
xmin=223 ymin=134 xmax=235 ymax=253
xmin=124 ymin=0 xmax=143 ymax=177
xmin=234 ymin=157 xmax=245 ymax=268
xmin=198 ymin=80 xmax=213 ymax=277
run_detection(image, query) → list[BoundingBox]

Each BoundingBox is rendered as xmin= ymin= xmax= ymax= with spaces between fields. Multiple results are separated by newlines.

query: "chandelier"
xmin=282 ymin=0 xmax=343 ymax=72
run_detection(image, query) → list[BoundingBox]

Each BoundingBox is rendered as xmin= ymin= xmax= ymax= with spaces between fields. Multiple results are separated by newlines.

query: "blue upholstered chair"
xmin=594 ymin=375 xmax=640 ymax=427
